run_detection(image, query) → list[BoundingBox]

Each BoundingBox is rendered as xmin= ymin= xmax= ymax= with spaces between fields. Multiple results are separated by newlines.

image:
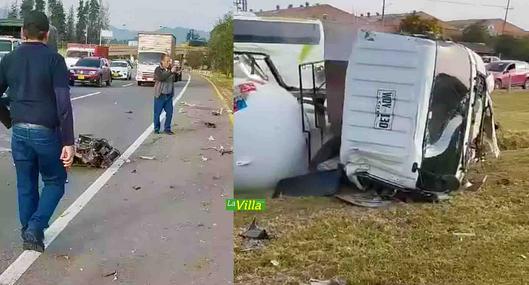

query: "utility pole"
xmin=234 ymin=0 xmax=247 ymax=12
xmin=502 ymin=0 xmax=511 ymax=35
xmin=382 ymin=0 xmax=386 ymax=26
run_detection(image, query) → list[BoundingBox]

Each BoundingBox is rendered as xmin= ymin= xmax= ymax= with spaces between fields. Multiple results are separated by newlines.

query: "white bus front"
xmin=234 ymin=16 xmax=324 ymax=89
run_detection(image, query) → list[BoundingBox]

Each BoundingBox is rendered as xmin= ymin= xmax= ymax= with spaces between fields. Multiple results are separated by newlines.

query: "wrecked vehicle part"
xmin=73 ymin=135 xmax=121 ymax=168
xmin=340 ymin=31 xmax=499 ymax=195
xmin=240 ymin=218 xmax=269 ymax=240
xmin=273 ymin=169 xmax=343 ymax=198
xmin=233 ymin=53 xmax=309 ymax=190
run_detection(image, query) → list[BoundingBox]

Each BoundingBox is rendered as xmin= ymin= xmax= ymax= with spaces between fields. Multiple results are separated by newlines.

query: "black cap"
xmin=23 ymin=11 xmax=49 ymax=33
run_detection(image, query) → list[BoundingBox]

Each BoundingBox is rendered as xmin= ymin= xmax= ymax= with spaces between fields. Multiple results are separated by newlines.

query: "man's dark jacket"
xmin=0 ymin=42 xmax=74 ymax=145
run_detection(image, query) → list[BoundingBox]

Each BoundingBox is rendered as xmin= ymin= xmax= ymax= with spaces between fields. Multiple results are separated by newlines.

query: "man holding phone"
xmin=0 ymin=11 xmax=74 ymax=252
xmin=153 ymin=54 xmax=177 ymax=135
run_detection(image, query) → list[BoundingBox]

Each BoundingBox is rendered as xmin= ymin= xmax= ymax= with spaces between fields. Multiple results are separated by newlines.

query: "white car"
xmin=110 ymin=60 xmax=132 ymax=80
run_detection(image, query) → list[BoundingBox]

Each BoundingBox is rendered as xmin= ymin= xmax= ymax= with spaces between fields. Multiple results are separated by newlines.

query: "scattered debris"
xmin=452 ymin=232 xmax=476 ymax=237
xmin=520 ymin=254 xmax=527 ymax=260
xmin=178 ymin=108 xmax=186 ymax=113
xmin=212 ymin=109 xmax=223 ymax=116
xmin=201 ymin=156 xmax=209 ymax=162
xmin=309 ymin=278 xmax=347 ymax=285
xmin=236 ymin=160 xmax=251 ymax=166
xmin=208 ymin=136 xmax=215 ymax=141
xmin=73 ymin=135 xmax=121 ymax=168
xmin=139 ymin=156 xmax=156 ymax=160
xmin=335 ymin=187 xmax=393 ymax=208
xmin=213 ymin=175 xmax=221 ymax=180
xmin=270 ymin=260 xmax=280 ymax=267
xmin=497 ymin=178 xmax=511 ymax=186
xmin=201 ymin=146 xmax=233 ymax=155
xmin=132 ymin=186 xmax=142 ymax=191
xmin=181 ymin=101 xmax=196 ymax=107
xmin=103 ymin=270 xmax=117 ymax=278
xmin=169 ymin=185 xmax=175 ymax=189
xmin=56 ymin=254 xmax=70 ymax=261
xmin=204 ymin=122 xmax=217 ymax=128
xmin=241 ymin=239 xmax=266 ymax=252
xmin=240 ymin=218 xmax=269 ymax=240
xmin=125 ymin=110 xmax=133 ymax=114
xmin=131 ymin=169 xmax=137 ymax=174
xmin=466 ymin=175 xmax=488 ymax=192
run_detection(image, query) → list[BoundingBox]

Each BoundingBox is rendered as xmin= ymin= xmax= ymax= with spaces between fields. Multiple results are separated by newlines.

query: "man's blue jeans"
xmin=153 ymin=93 xmax=174 ymax=132
xmin=11 ymin=124 xmax=67 ymax=232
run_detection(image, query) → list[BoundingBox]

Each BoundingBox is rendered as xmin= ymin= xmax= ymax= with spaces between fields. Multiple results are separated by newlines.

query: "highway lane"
xmin=0 ymin=76 xmax=187 ymax=273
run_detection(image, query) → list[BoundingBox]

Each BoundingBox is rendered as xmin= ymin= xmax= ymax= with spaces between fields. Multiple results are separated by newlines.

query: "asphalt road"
xmin=0 ymin=72 xmax=233 ymax=284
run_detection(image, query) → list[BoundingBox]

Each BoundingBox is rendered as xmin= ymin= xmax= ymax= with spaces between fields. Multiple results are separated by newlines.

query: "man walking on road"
xmin=153 ymin=54 xmax=177 ymax=135
xmin=0 ymin=11 xmax=75 ymax=252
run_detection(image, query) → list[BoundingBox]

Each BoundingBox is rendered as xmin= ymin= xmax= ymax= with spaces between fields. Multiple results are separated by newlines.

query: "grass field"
xmin=234 ymin=90 xmax=529 ymax=285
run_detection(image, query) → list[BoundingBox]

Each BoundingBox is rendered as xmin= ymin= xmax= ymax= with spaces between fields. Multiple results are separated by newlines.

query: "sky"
xmin=247 ymin=0 xmax=529 ymax=30
xmin=54 ymin=0 xmax=232 ymax=32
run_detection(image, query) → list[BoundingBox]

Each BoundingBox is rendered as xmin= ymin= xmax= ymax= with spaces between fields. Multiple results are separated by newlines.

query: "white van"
xmin=340 ymin=31 xmax=499 ymax=193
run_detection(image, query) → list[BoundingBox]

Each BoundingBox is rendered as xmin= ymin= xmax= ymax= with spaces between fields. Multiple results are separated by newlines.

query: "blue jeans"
xmin=11 ymin=124 xmax=67 ymax=232
xmin=153 ymin=93 xmax=174 ymax=132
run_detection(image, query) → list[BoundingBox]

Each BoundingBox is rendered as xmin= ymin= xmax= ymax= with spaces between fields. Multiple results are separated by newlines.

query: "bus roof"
xmin=234 ymin=14 xmax=323 ymax=25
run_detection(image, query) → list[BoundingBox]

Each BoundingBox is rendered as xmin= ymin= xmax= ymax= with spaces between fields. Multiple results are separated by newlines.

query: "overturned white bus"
xmin=340 ymin=31 xmax=499 ymax=194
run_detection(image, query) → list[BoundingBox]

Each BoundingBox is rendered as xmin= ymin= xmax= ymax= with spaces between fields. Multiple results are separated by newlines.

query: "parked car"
xmin=482 ymin=56 xmax=500 ymax=64
xmin=486 ymin=60 xmax=529 ymax=89
xmin=110 ymin=60 xmax=132 ymax=80
xmin=69 ymin=57 xmax=112 ymax=87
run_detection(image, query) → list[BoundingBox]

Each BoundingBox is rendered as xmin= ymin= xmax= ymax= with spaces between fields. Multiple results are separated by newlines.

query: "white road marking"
xmin=122 ymin=83 xmax=134 ymax=87
xmin=71 ymin=92 xmax=102 ymax=101
xmin=0 ymin=75 xmax=192 ymax=285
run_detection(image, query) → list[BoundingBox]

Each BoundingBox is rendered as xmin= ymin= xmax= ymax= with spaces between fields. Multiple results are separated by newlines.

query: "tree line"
xmin=7 ymin=0 xmax=110 ymax=44
xmin=398 ymin=13 xmax=529 ymax=62
xmin=207 ymin=14 xmax=232 ymax=76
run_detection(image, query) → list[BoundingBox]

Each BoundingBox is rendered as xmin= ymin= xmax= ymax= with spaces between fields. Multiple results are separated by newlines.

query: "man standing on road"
xmin=0 ymin=11 xmax=75 ymax=252
xmin=153 ymin=54 xmax=177 ymax=135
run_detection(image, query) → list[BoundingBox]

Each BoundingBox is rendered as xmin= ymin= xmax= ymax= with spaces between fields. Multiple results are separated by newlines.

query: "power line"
xmin=426 ymin=0 xmax=513 ymax=9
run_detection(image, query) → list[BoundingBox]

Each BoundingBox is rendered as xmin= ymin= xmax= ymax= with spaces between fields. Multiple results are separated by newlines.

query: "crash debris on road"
xmin=73 ymin=135 xmax=121 ymax=168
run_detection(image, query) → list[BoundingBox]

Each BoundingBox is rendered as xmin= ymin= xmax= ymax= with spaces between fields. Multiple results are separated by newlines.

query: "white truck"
xmin=0 ymin=36 xmax=21 ymax=62
xmin=64 ymin=43 xmax=96 ymax=68
xmin=136 ymin=32 xmax=176 ymax=86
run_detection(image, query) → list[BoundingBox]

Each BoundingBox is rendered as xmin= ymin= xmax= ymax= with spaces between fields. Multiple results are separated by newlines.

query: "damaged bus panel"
xmin=340 ymin=31 xmax=499 ymax=193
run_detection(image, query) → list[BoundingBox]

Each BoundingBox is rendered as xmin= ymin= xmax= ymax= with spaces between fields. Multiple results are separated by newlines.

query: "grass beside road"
xmin=197 ymin=70 xmax=232 ymax=111
xmin=234 ymin=90 xmax=529 ymax=285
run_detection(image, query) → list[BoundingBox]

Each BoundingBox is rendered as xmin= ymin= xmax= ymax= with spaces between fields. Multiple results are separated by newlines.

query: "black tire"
xmin=137 ymin=81 xmax=142 ymax=86
xmin=524 ymin=79 xmax=529 ymax=90
xmin=69 ymin=80 xmax=75 ymax=86
xmin=495 ymin=80 xmax=502 ymax=90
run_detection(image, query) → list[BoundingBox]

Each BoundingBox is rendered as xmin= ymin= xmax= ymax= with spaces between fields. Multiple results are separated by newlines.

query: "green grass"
xmin=234 ymin=91 xmax=529 ymax=285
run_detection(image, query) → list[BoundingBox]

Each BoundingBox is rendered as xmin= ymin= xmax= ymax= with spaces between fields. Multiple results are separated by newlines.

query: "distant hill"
xmin=110 ymin=26 xmax=209 ymax=44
